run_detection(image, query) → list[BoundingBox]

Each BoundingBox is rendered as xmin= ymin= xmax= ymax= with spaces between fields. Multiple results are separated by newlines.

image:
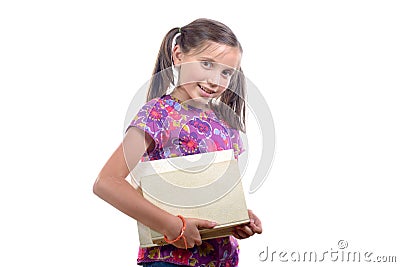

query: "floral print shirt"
xmin=128 ymin=94 xmax=245 ymax=267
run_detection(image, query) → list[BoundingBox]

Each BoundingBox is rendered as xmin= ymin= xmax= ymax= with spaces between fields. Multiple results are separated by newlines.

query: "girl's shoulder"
xmin=135 ymin=94 xmax=173 ymax=117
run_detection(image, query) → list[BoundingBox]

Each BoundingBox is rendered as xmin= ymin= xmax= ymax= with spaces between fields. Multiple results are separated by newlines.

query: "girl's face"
xmin=172 ymin=41 xmax=242 ymax=107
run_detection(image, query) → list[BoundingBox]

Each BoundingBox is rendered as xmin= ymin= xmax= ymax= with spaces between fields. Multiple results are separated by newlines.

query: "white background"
xmin=1 ymin=1 xmax=399 ymax=266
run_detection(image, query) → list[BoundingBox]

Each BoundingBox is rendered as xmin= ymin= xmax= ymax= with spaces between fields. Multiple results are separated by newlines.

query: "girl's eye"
xmin=222 ymin=70 xmax=233 ymax=78
xmin=201 ymin=61 xmax=213 ymax=68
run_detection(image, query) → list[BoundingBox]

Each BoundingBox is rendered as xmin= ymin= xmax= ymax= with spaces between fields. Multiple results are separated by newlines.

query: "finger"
xmin=232 ymin=231 xmax=242 ymax=239
xmin=236 ymin=228 xmax=251 ymax=239
xmin=186 ymin=242 xmax=194 ymax=249
xmin=250 ymin=222 xmax=263 ymax=234
xmin=196 ymin=219 xmax=217 ymax=229
xmin=194 ymin=238 xmax=202 ymax=246
xmin=248 ymin=210 xmax=263 ymax=233
xmin=238 ymin=225 xmax=254 ymax=236
xmin=253 ymin=217 xmax=262 ymax=228
xmin=254 ymin=220 xmax=262 ymax=230
xmin=248 ymin=209 xmax=260 ymax=221
xmin=175 ymin=240 xmax=190 ymax=249
xmin=232 ymin=229 xmax=243 ymax=239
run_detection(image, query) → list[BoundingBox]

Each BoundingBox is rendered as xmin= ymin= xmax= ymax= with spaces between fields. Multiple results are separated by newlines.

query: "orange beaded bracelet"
xmin=163 ymin=215 xmax=188 ymax=249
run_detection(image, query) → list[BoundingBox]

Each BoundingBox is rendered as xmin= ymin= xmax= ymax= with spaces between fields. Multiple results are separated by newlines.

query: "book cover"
xmin=130 ymin=149 xmax=249 ymax=247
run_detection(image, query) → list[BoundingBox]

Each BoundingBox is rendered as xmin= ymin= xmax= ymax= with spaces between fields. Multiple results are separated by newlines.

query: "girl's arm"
xmin=93 ymin=126 xmax=215 ymax=248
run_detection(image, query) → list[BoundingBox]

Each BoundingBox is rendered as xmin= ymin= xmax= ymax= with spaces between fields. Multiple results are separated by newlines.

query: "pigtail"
xmin=210 ymin=67 xmax=247 ymax=133
xmin=147 ymin=27 xmax=181 ymax=101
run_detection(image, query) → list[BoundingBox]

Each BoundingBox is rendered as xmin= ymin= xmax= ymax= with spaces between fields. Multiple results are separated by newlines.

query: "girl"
xmin=93 ymin=18 xmax=262 ymax=267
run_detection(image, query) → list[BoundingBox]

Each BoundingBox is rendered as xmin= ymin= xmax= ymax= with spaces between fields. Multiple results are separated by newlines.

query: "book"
xmin=130 ymin=149 xmax=249 ymax=247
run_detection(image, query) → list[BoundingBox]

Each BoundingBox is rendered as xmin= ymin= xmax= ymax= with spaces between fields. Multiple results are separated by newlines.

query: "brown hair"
xmin=147 ymin=18 xmax=246 ymax=132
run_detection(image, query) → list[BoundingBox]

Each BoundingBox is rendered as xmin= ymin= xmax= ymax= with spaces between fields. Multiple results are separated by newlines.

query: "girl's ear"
xmin=172 ymin=45 xmax=184 ymax=66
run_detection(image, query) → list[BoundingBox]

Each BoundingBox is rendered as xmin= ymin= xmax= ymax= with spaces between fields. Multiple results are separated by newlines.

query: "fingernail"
xmin=250 ymin=219 xmax=255 ymax=224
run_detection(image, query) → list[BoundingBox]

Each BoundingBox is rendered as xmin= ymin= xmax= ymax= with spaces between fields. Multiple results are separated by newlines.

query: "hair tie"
xmin=171 ymin=30 xmax=181 ymax=51
xmin=170 ymin=29 xmax=182 ymax=89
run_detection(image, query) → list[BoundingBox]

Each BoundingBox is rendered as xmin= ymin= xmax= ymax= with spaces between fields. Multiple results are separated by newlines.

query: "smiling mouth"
xmin=199 ymin=84 xmax=214 ymax=94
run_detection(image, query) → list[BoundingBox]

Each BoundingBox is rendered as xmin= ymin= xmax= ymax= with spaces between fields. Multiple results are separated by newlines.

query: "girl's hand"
xmin=232 ymin=209 xmax=262 ymax=239
xmin=165 ymin=216 xmax=217 ymax=249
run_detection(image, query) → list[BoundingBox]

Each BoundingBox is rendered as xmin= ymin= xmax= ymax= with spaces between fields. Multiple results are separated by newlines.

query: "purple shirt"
xmin=128 ymin=94 xmax=245 ymax=266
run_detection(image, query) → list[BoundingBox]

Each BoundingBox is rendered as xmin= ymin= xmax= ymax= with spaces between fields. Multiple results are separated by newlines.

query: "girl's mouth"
xmin=199 ymin=84 xmax=214 ymax=94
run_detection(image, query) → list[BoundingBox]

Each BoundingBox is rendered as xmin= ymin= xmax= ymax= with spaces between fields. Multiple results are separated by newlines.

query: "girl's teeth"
xmin=200 ymin=85 xmax=212 ymax=94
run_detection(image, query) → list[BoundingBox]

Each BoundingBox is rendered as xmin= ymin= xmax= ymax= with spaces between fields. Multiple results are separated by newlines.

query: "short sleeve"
xmin=229 ymin=128 xmax=246 ymax=160
xmin=126 ymin=98 xmax=167 ymax=147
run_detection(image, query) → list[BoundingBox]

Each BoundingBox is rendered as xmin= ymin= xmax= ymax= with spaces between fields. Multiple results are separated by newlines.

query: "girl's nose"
xmin=206 ymin=71 xmax=221 ymax=88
